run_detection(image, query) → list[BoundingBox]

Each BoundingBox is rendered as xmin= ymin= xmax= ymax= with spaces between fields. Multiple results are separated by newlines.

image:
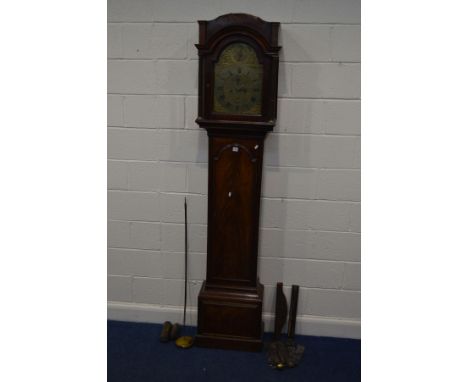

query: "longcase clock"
xmin=195 ymin=13 xmax=280 ymax=352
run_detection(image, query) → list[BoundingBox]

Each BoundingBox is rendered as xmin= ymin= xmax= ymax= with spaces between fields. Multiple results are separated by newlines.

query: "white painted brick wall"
xmin=123 ymin=96 xmax=185 ymax=128
xmin=108 ymin=128 xmax=159 ymax=160
xmin=121 ymin=24 xmax=189 ymax=59
xmin=108 ymin=0 xmax=360 ymax=338
xmin=290 ymin=63 xmax=360 ymax=98
xmin=108 ymin=60 xmax=157 ymax=94
xmin=108 ymin=249 xmax=163 ymax=277
xmin=259 ymin=229 xmax=361 ymax=261
xmin=108 ymin=220 xmax=161 ymax=249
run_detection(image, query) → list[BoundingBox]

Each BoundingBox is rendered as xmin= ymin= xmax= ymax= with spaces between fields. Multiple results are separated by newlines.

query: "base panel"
xmin=196 ymin=281 xmax=264 ymax=352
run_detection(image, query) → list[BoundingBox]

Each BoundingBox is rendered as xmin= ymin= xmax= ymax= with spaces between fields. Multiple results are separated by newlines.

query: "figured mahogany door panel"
xmin=207 ymin=137 xmax=263 ymax=286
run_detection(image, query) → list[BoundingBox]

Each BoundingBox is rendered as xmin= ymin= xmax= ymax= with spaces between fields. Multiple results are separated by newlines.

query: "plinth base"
xmin=195 ymin=281 xmax=264 ymax=352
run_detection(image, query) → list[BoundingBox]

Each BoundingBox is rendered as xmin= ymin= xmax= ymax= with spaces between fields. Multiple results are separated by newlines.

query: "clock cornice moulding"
xmin=197 ymin=13 xmax=280 ymax=50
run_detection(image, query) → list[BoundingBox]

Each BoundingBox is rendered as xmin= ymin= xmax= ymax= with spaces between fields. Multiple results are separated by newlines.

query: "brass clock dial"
xmin=213 ymin=43 xmax=263 ymax=116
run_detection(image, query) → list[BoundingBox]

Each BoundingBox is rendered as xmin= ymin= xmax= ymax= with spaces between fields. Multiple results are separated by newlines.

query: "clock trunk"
xmin=208 ymin=136 xmax=263 ymax=288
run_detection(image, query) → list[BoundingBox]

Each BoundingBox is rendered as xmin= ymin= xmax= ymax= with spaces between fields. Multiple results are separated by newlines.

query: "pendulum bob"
xmin=175 ymin=335 xmax=194 ymax=349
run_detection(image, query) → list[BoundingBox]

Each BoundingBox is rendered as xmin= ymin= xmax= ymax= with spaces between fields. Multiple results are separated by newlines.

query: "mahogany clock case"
xmin=195 ymin=14 xmax=281 ymax=352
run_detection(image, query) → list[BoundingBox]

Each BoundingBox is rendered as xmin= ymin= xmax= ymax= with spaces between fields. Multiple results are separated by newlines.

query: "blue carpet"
xmin=108 ymin=320 xmax=360 ymax=382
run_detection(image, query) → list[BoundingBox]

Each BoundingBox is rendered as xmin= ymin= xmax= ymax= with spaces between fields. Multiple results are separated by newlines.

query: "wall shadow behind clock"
xmin=194 ymin=13 xmax=281 ymax=352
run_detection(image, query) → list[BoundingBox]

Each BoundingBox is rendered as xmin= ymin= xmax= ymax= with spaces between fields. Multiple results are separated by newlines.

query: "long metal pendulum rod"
xmin=175 ymin=197 xmax=194 ymax=349
xmin=183 ymin=196 xmax=188 ymax=327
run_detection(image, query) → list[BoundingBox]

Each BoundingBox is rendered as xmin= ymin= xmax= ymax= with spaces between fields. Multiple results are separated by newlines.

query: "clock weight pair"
xmin=268 ymin=284 xmax=304 ymax=370
xmin=273 ymin=283 xmax=300 ymax=340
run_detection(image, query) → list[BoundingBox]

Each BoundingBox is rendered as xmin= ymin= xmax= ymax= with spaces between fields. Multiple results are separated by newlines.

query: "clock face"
xmin=213 ymin=43 xmax=263 ymax=116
